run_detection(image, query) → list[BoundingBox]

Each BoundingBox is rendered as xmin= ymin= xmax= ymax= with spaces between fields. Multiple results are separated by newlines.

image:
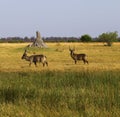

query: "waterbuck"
xmin=21 ymin=50 xmax=48 ymax=67
xmin=69 ymin=47 xmax=88 ymax=64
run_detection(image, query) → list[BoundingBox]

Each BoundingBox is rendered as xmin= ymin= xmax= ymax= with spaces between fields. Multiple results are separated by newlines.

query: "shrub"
xmin=80 ymin=34 xmax=92 ymax=42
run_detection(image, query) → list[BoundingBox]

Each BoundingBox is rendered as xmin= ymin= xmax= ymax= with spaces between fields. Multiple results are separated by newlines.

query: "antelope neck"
xmin=25 ymin=56 xmax=31 ymax=61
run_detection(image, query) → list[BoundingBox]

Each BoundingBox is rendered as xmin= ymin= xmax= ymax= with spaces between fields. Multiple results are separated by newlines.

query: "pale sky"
xmin=0 ymin=0 xmax=120 ymax=38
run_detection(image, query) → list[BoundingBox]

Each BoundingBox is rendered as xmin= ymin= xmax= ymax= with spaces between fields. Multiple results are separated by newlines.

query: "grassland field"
xmin=0 ymin=42 xmax=120 ymax=117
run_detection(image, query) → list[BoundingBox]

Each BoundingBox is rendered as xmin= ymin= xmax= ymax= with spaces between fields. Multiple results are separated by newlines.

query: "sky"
xmin=0 ymin=0 xmax=120 ymax=38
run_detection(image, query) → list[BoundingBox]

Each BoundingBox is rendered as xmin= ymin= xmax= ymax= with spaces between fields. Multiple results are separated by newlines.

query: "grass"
xmin=0 ymin=71 xmax=119 ymax=117
xmin=0 ymin=42 xmax=120 ymax=117
xmin=0 ymin=42 xmax=120 ymax=72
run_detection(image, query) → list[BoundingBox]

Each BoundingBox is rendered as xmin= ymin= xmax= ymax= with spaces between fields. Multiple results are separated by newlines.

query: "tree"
xmin=80 ymin=34 xmax=92 ymax=42
xmin=98 ymin=31 xmax=118 ymax=46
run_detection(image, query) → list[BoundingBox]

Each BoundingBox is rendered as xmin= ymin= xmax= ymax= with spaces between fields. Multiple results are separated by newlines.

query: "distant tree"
xmin=80 ymin=34 xmax=92 ymax=42
xmin=98 ymin=31 xmax=118 ymax=46
xmin=118 ymin=37 xmax=120 ymax=42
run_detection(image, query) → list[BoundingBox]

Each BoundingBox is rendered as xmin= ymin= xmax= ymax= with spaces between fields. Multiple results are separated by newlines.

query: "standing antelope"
xmin=21 ymin=50 xmax=48 ymax=67
xmin=69 ymin=47 xmax=88 ymax=64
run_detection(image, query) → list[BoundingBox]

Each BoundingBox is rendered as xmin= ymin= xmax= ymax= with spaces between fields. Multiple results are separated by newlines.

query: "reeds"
xmin=0 ymin=71 xmax=119 ymax=117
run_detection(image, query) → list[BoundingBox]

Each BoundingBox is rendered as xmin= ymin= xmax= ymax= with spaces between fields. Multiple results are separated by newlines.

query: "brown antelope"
xmin=69 ymin=47 xmax=88 ymax=64
xmin=21 ymin=50 xmax=48 ymax=67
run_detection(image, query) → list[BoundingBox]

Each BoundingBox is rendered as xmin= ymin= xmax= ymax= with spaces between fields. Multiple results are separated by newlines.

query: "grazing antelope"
xmin=69 ymin=47 xmax=88 ymax=64
xmin=21 ymin=50 xmax=48 ymax=67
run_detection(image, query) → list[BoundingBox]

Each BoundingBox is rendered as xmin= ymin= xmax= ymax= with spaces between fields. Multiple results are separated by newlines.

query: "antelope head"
xmin=69 ymin=46 xmax=75 ymax=54
xmin=21 ymin=49 xmax=27 ymax=59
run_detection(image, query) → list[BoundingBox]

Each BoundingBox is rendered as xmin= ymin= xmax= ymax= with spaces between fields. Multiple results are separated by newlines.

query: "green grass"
xmin=0 ymin=43 xmax=120 ymax=116
xmin=0 ymin=70 xmax=120 ymax=117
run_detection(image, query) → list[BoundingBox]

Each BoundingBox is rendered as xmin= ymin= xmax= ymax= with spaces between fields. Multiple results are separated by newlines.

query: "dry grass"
xmin=0 ymin=42 xmax=120 ymax=72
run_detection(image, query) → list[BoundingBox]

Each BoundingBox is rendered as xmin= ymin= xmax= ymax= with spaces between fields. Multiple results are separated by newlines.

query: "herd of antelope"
xmin=21 ymin=47 xmax=88 ymax=67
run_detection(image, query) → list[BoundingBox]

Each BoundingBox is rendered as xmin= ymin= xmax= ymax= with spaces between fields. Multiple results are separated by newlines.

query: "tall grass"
xmin=0 ymin=70 xmax=120 ymax=117
xmin=0 ymin=43 xmax=120 ymax=116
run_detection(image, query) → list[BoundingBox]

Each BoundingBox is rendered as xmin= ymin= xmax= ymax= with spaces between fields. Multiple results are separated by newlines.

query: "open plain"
xmin=0 ymin=42 xmax=120 ymax=117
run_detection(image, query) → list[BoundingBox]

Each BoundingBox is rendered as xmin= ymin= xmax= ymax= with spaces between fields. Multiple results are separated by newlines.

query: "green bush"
xmin=80 ymin=34 xmax=92 ymax=42
xmin=98 ymin=31 xmax=118 ymax=46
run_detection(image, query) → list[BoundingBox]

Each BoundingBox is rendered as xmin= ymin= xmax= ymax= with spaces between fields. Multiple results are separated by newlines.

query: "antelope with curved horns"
xmin=21 ymin=50 xmax=48 ymax=67
xmin=69 ymin=47 xmax=88 ymax=64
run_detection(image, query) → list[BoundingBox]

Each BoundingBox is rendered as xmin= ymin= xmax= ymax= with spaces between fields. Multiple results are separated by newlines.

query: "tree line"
xmin=0 ymin=31 xmax=120 ymax=46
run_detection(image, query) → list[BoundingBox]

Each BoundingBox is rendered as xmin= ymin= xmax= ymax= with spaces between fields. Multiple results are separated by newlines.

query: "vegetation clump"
xmin=98 ymin=31 xmax=118 ymax=46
